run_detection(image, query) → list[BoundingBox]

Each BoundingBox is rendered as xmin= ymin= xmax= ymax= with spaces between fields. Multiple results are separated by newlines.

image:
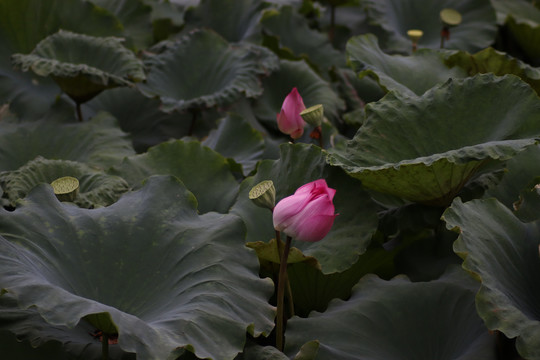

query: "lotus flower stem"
xmin=329 ymin=5 xmax=336 ymax=43
xmin=76 ymin=102 xmax=83 ymax=122
xmin=276 ymin=235 xmax=292 ymax=352
xmin=440 ymin=27 xmax=449 ymax=49
xmin=275 ymin=230 xmax=295 ymax=317
xmin=310 ymin=126 xmax=323 ymax=148
xmin=102 ymin=333 xmax=109 ymax=360
xmin=189 ymin=109 xmax=198 ymax=136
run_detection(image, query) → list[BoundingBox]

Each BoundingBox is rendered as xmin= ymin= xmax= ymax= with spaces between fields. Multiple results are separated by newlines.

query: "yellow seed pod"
xmin=249 ymin=180 xmax=276 ymax=210
xmin=407 ymin=29 xmax=424 ymax=43
xmin=51 ymin=176 xmax=79 ymax=202
xmin=300 ymin=104 xmax=324 ymax=127
xmin=440 ymin=8 xmax=462 ymax=26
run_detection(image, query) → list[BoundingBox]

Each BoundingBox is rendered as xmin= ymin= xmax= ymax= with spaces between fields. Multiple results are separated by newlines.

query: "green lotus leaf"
xmin=183 ymin=0 xmax=267 ymax=42
xmin=361 ymin=0 xmax=497 ymax=54
xmin=110 ymin=140 xmax=239 ymax=213
xmin=253 ymin=59 xmax=345 ymax=128
xmin=0 ymin=176 xmax=275 ymax=360
xmin=346 ymin=34 xmax=467 ymax=96
xmin=139 ymin=28 xmax=278 ymax=112
xmin=0 ymin=69 xmax=62 ymax=120
xmin=327 ymin=74 xmax=540 ymax=206
xmin=0 ymin=293 xmax=136 ymax=359
xmin=90 ymin=0 xmax=154 ymax=51
xmin=0 ymin=157 xmax=129 ymax=208
xmin=231 ymin=143 xmax=378 ymax=274
xmin=0 ymin=332 xmax=69 ymax=360
xmin=0 ymin=0 xmax=122 ymax=56
xmin=286 ymin=246 xmax=398 ymax=317
xmin=484 ymin=144 xmax=540 ymax=210
xmin=333 ymin=67 xmax=385 ymax=110
xmin=0 ymin=0 xmax=122 ymax=117
xmin=260 ymin=6 xmax=345 ymax=72
xmin=443 ymin=198 xmax=540 ymax=359
xmin=236 ymin=341 xmax=289 ymax=360
xmin=512 ymin=179 xmax=540 ymax=223
xmin=202 ymin=113 xmax=265 ymax=175
xmin=11 ymin=30 xmax=145 ymax=104
xmin=445 ymin=47 xmax=540 ymax=95
xmin=0 ymin=112 xmax=135 ymax=172
xmin=491 ymin=0 xmax=540 ymax=24
xmin=292 ymin=340 xmax=319 ymax=360
xmin=285 ymin=267 xmax=496 ymax=359
xmin=318 ymin=4 xmax=370 ymax=51
xmin=246 ymin=238 xmax=319 ymax=268
xmin=84 ymin=87 xmax=191 ymax=152
xmin=492 ymin=0 xmax=540 ymax=64
xmin=143 ymin=0 xmax=185 ymax=42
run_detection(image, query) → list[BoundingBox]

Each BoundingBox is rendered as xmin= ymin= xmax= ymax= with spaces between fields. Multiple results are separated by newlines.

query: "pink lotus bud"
xmin=276 ymin=87 xmax=306 ymax=139
xmin=273 ymin=179 xmax=337 ymax=242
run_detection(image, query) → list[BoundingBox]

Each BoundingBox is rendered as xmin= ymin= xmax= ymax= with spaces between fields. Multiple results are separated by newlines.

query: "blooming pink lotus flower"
xmin=276 ymin=87 xmax=306 ymax=139
xmin=273 ymin=179 xmax=337 ymax=242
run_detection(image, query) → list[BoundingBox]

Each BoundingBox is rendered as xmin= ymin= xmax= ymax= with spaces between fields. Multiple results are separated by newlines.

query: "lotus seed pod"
xmin=249 ymin=180 xmax=276 ymax=210
xmin=407 ymin=29 xmax=424 ymax=43
xmin=300 ymin=104 xmax=324 ymax=127
xmin=440 ymin=8 xmax=462 ymax=27
xmin=51 ymin=176 xmax=79 ymax=202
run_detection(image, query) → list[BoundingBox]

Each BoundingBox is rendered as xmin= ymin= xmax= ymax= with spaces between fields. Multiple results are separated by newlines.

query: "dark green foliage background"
xmin=1 ymin=0 xmax=540 ymax=359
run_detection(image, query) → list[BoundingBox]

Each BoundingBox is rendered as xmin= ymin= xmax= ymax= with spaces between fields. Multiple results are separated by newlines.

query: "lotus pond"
xmin=1 ymin=0 xmax=540 ymax=359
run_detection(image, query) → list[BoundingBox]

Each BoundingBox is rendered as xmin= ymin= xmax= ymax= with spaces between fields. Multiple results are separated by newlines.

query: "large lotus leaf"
xmin=110 ymin=140 xmax=239 ymax=213
xmin=333 ymin=67 xmax=385 ymax=110
xmin=231 ymin=143 xmax=378 ymax=274
xmin=0 ymin=69 xmax=62 ymax=120
xmin=445 ymin=47 xmax=540 ymax=96
xmin=285 ymin=267 xmax=496 ymax=359
xmin=235 ymin=341 xmax=289 ymax=360
xmin=139 ymin=29 xmax=278 ymax=112
xmin=12 ymin=30 xmax=145 ymax=104
xmin=0 ymin=157 xmax=129 ymax=208
xmin=492 ymin=0 xmax=540 ymax=64
xmin=84 ymin=87 xmax=191 ymax=152
xmin=0 ymin=113 xmax=135 ymax=172
xmin=443 ymin=198 xmax=540 ymax=359
xmin=142 ymin=0 xmax=185 ymax=42
xmin=0 ymin=293 xmax=136 ymax=359
xmin=318 ymin=4 xmax=370 ymax=51
xmin=484 ymin=144 xmax=540 ymax=210
xmin=202 ymin=113 xmax=265 ymax=175
xmin=346 ymin=34 xmax=467 ymax=97
xmin=260 ymin=6 xmax=345 ymax=73
xmin=286 ymin=246 xmax=400 ymax=317
xmin=0 ymin=330 xmax=73 ymax=360
xmin=0 ymin=176 xmax=275 ymax=360
xmin=90 ymin=0 xmax=154 ymax=51
xmin=253 ymin=60 xmax=345 ymax=128
xmin=327 ymin=74 xmax=540 ymax=206
xmin=183 ymin=0 xmax=267 ymax=42
xmin=0 ymin=0 xmax=122 ymax=117
xmin=512 ymin=179 xmax=540 ymax=223
xmin=0 ymin=0 xmax=122 ymax=56
xmin=361 ymin=0 xmax=497 ymax=54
